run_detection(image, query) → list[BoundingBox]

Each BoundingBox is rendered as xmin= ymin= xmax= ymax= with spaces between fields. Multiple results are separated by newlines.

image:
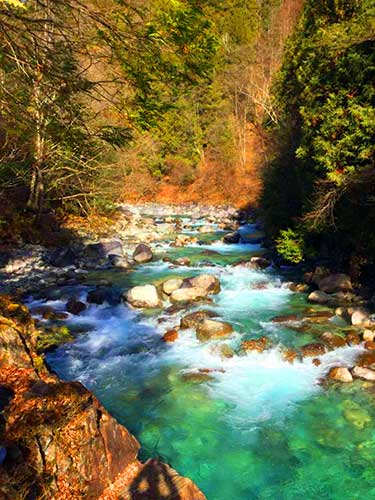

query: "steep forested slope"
xmin=262 ymin=0 xmax=375 ymax=279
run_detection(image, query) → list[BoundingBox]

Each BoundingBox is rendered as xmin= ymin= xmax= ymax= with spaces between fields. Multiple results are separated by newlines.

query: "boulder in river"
xmin=108 ymin=255 xmax=131 ymax=269
xmin=133 ymin=244 xmax=153 ymax=264
xmin=223 ymin=232 xmax=240 ymax=244
xmin=351 ymin=309 xmax=372 ymax=326
xmin=319 ymin=273 xmax=352 ymax=294
xmin=48 ymin=247 xmax=78 ymax=268
xmin=85 ymin=239 xmax=123 ymax=263
xmin=162 ymin=278 xmax=184 ymax=295
xmin=329 ymin=367 xmax=353 ymax=383
xmin=363 ymin=329 xmax=374 ymax=342
xmin=320 ymin=332 xmax=346 ymax=349
xmin=125 ymin=285 xmax=161 ymax=308
xmin=287 ymin=282 xmax=310 ymax=293
xmin=301 ymin=342 xmax=326 ymax=357
xmin=345 ymin=331 xmax=361 ymax=345
xmin=241 ymin=336 xmax=269 ymax=353
xmin=170 ymin=287 xmax=208 ymax=303
xmin=283 ymin=349 xmax=298 ymax=364
xmin=162 ymin=329 xmax=179 ymax=343
xmin=184 ymin=274 xmax=221 ymax=295
xmin=248 ymin=256 xmax=270 ymax=270
xmin=196 ymin=319 xmax=233 ymax=342
xmin=308 ymin=290 xmax=332 ymax=305
xmin=180 ymin=310 xmax=217 ymax=330
xmin=87 ymin=287 xmax=120 ymax=306
xmin=352 ymin=366 xmax=375 ymax=381
xmin=66 ymin=298 xmax=87 ymax=315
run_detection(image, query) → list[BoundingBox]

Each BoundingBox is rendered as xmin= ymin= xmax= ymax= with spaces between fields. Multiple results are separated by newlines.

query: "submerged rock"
xmin=271 ymin=314 xmax=299 ymax=323
xmin=181 ymin=371 xmax=215 ymax=384
xmin=125 ymin=285 xmax=161 ymax=308
xmin=66 ymin=298 xmax=87 ymax=315
xmin=329 ymin=367 xmax=353 ymax=383
xmin=196 ymin=319 xmax=233 ymax=342
xmin=133 ymin=243 xmax=153 ymax=263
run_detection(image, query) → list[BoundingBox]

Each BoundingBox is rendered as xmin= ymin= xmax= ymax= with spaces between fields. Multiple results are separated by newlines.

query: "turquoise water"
xmin=41 ymin=218 xmax=375 ymax=500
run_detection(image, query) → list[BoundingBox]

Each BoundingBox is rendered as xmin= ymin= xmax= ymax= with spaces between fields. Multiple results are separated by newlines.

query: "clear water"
xmin=39 ymin=217 xmax=375 ymax=500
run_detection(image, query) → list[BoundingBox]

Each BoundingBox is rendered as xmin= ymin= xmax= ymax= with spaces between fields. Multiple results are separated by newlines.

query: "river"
xmin=30 ymin=206 xmax=375 ymax=499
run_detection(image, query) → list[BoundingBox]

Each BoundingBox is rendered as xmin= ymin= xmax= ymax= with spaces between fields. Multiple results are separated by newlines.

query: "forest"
xmin=1 ymin=0 xmax=373 ymax=277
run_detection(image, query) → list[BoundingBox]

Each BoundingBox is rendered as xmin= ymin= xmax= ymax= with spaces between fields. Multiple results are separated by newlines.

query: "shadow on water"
xmin=128 ymin=460 xmax=181 ymax=500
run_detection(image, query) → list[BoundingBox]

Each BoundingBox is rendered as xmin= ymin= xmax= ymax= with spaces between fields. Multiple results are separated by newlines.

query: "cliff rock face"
xmin=0 ymin=296 xmax=206 ymax=500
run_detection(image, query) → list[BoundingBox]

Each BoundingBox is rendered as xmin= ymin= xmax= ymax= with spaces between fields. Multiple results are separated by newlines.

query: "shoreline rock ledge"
xmin=0 ymin=296 xmax=206 ymax=500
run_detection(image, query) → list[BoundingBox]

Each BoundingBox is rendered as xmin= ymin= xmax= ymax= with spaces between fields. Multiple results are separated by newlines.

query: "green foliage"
xmin=276 ymin=228 xmax=304 ymax=263
xmin=263 ymin=0 xmax=375 ymax=267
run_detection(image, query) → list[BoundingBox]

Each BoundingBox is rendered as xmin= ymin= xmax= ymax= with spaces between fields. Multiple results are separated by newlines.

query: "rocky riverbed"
xmin=1 ymin=203 xmax=375 ymax=499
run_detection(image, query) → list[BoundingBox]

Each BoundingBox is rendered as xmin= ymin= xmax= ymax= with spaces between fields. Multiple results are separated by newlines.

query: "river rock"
xmin=170 ymin=287 xmax=208 ymax=303
xmin=85 ymin=239 xmax=123 ymax=263
xmin=318 ymin=273 xmax=352 ymax=293
xmin=162 ymin=329 xmax=179 ymax=342
xmin=301 ymin=342 xmax=326 ymax=357
xmin=283 ymin=349 xmax=298 ymax=363
xmin=66 ymin=299 xmax=87 ymax=315
xmin=185 ymin=274 xmax=221 ymax=295
xmin=108 ymin=255 xmax=131 ymax=269
xmin=199 ymin=225 xmax=213 ymax=233
xmin=363 ymin=329 xmax=374 ymax=341
xmin=351 ymin=309 xmax=371 ymax=326
xmin=242 ymin=336 xmax=269 ymax=353
xmin=211 ymin=343 xmax=235 ymax=359
xmin=177 ymin=257 xmax=191 ymax=266
xmin=271 ymin=314 xmax=299 ymax=323
xmin=346 ymin=331 xmax=361 ymax=345
xmin=48 ymin=247 xmax=78 ymax=268
xmin=181 ymin=371 xmax=215 ymax=384
xmin=196 ymin=319 xmax=233 ymax=342
xmin=308 ymin=291 xmax=332 ymax=305
xmin=180 ymin=310 xmax=217 ymax=329
xmin=329 ymin=367 xmax=353 ymax=383
xmin=133 ymin=244 xmax=153 ymax=263
xmin=125 ymin=285 xmax=161 ymax=308
xmin=87 ymin=287 xmax=120 ymax=306
xmin=352 ymin=366 xmax=375 ymax=381
xmin=320 ymin=332 xmax=346 ymax=349
xmin=287 ymin=282 xmax=310 ymax=293
xmin=162 ymin=278 xmax=184 ymax=295
xmin=248 ymin=256 xmax=270 ymax=270
xmin=223 ymin=232 xmax=240 ymax=244
xmin=357 ymin=352 xmax=375 ymax=368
